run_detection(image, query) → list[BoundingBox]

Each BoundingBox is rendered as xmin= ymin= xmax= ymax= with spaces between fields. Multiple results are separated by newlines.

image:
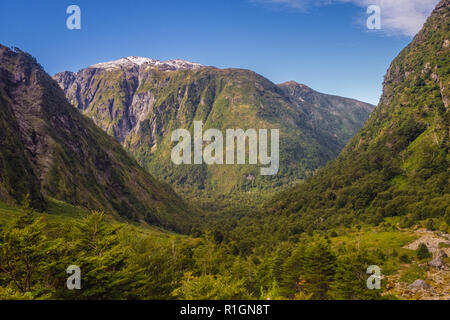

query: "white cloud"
xmin=251 ymin=0 xmax=440 ymax=36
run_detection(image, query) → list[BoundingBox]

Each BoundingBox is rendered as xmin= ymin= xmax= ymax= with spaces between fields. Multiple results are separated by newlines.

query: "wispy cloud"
xmin=251 ymin=0 xmax=440 ymax=36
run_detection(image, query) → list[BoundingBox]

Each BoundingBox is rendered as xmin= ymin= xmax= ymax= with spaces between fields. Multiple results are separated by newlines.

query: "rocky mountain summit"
xmin=90 ymin=56 xmax=204 ymax=71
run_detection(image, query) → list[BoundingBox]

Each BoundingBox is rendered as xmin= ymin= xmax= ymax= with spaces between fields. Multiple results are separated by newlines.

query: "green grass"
xmin=45 ymin=197 xmax=90 ymax=220
xmin=0 ymin=198 xmax=190 ymax=245
xmin=331 ymin=226 xmax=417 ymax=252
xmin=0 ymin=197 xmax=90 ymax=223
xmin=331 ymin=223 xmax=419 ymax=277
xmin=399 ymin=264 xmax=426 ymax=284
xmin=0 ymin=201 xmax=23 ymax=223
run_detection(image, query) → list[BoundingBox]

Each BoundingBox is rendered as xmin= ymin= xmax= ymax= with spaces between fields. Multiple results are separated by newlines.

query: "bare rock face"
xmin=56 ymin=70 xmax=76 ymax=91
xmin=408 ymin=280 xmax=432 ymax=291
xmin=429 ymin=250 xmax=448 ymax=269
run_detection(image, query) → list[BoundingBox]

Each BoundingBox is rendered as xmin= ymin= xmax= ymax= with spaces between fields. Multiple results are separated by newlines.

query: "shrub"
xmin=399 ymin=254 xmax=411 ymax=264
xmin=438 ymin=222 xmax=449 ymax=233
xmin=392 ymin=249 xmax=398 ymax=257
xmin=438 ymin=242 xmax=450 ymax=249
xmin=416 ymin=243 xmax=432 ymax=260
xmin=425 ymin=219 xmax=435 ymax=231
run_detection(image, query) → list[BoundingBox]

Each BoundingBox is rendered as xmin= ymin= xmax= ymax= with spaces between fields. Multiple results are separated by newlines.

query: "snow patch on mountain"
xmin=91 ymin=56 xmax=204 ymax=71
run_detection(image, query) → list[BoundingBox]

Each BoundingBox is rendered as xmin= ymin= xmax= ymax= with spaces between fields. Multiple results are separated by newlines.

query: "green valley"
xmin=0 ymin=0 xmax=449 ymax=302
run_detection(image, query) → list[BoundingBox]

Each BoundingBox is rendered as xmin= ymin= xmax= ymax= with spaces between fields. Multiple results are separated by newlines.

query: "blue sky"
xmin=0 ymin=0 xmax=438 ymax=104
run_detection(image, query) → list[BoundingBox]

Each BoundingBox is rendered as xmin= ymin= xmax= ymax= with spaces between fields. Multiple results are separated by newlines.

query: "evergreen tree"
xmin=280 ymin=243 xmax=307 ymax=298
xmin=416 ymin=243 xmax=432 ymax=260
xmin=172 ymin=273 xmax=251 ymax=300
xmin=65 ymin=211 xmax=147 ymax=300
xmin=331 ymin=250 xmax=381 ymax=300
xmin=0 ymin=211 xmax=59 ymax=298
xmin=301 ymin=238 xmax=336 ymax=300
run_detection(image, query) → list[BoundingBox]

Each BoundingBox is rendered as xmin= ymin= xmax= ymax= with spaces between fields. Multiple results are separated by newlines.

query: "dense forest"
xmin=0 ymin=199 xmax=386 ymax=300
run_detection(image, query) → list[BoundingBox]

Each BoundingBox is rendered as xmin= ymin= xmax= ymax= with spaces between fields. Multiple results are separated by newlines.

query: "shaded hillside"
xmin=0 ymin=89 xmax=44 ymax=209
xmin=0 ymin=45 xmax=196 ymax=232
xmin=279 ymin=81 xmax=375 ymax=146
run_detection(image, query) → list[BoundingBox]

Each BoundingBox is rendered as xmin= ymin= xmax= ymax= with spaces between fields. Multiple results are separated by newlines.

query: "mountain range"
xmin=54 ymin=58 xmax=374 ymax=197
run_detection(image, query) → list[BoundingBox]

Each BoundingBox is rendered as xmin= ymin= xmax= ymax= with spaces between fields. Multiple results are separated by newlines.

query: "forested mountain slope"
xmin=279 ymin=81 xmax=375 ymax=146
xmin=269 ymin=0 xmax=449 ymax=233
xmin=0 ymin=45 xmax=196 ymax=232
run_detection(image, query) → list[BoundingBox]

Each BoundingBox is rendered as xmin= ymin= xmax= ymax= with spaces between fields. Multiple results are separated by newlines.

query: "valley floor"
xmin=1 ymin=198 xmax=448 ymax=300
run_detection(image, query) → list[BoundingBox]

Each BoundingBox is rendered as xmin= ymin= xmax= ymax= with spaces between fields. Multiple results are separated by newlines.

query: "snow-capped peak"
xmin=90 ymin=56 xmax=203 ymax=71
